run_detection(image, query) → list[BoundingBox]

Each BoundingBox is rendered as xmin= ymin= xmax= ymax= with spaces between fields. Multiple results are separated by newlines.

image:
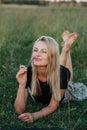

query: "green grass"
xmin=0 ymin=4 xmax=87 ymax=130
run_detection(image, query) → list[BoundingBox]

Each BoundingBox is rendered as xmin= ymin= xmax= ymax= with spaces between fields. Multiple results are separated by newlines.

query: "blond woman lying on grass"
xmin=14 ymin=30 xmax=78 ymax=123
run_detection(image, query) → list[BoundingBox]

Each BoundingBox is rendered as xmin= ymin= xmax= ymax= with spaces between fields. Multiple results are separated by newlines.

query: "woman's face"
xmin=32 ymin=41 xmax=48 ymax=66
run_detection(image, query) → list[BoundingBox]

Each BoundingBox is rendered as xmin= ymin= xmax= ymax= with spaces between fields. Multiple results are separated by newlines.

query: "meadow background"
xmin=0 ymin=4 xmax=87 ymax=130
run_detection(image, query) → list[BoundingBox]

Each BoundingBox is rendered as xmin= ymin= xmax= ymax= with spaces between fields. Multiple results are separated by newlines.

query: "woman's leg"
xmin=65 ymin=51 xmax=73 ymax=81
xmin=60 ymin=31 xmax=78 ymax=98
xmin=60 ymin=30 xmax=70 ymax=67
xmin=60 ymin=31 xmax=78 ymax=80
xmin=60 ymin=50 xmax=73 ymax=80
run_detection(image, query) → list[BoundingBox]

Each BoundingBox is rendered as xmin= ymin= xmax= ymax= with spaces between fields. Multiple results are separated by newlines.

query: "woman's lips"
xmin=32 ymin=56 xmax=41 ymax=61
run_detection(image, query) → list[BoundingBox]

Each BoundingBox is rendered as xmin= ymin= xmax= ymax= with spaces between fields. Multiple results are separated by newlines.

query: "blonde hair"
xmin=31 ymin=36 xmax=61 ymax=101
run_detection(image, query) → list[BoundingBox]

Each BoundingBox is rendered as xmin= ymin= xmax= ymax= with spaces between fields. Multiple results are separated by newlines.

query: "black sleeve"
xmin=25 ymin=66 xmax=32 ymax=89
xmin=60 ymin=65 xmax=70 ymax=89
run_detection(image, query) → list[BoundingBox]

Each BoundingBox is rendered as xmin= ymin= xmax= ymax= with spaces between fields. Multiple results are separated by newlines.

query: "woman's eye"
xmin=43 ymin=51 xmax=47 ymax=53
xmin=33 ymin=49 xmax=47 ymax=54
xmin=42 ymin=50 xmax=47 ymax=53
xmin=33 ymin=49 xmax=38 ymax=52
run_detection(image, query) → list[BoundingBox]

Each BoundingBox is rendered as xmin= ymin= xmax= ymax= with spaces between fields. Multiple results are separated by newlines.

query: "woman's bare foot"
xmin=62 ymin=30 xmax=70 ymax=41
xmin=61 ymin=30 xmax=70 ymax=47
xmin=64 ymin=32 xmax=78 ymax=52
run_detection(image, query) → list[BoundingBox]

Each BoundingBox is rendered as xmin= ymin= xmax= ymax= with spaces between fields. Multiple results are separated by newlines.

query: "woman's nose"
xmin=37 ymin=51 xmax=40 ymax=56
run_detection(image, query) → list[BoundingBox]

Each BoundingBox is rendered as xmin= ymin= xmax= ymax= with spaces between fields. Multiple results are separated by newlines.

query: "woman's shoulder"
xmin=60 ymin=65 xmax=69 ymax=72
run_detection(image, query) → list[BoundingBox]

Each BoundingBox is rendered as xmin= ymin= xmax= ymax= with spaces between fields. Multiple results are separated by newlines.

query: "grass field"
xmin=0 ymin=4 xmax=87 ymax=130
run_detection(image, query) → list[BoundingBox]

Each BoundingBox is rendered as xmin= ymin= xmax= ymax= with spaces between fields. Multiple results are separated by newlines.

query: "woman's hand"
xmin=16 ymin=65 xmax=27 ymax=86
xmin=18 ymin=112 xmax=34 ymax=123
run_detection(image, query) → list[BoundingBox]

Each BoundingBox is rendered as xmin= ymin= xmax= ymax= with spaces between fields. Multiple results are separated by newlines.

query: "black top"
xmin=26 ymin=65 xmax=70 ymax=104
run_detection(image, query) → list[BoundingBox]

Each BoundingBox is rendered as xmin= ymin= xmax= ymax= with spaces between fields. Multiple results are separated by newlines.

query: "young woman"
xmin=14 ymin=30 xmax=78 ymax=123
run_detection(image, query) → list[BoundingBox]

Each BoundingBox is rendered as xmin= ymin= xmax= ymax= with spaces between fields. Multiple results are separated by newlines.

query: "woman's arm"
xmin=18 ymin=89 xmax=66 ymax=122
xmin=29 ymin=89 xmax=66 ymax=121
xmin=18 ymin=97 xmax=60 ymax=122
xmin=14 ymin=87 xmax=28 ymax=114
xmin=14 ymin=65 xmax=28 ymax=114
xmin=39 ymin=89 xmax=66 ymax=117
xmin=32 ymin=97 xmax=59 ymax=120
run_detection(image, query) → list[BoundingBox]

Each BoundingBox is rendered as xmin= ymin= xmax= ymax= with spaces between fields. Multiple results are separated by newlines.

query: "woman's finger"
xmin=16 ymin=68 xmax=27 ymax=76
xmin=18 ymin=113 xmax=33 ymax=123
xmin=19 ymin=69 xmax=27 ymax=74
xmin=20 ymin=65 xmax=27 ymax=69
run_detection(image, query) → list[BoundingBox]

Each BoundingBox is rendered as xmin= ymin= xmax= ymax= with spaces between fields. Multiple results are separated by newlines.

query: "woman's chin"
xmin=34 ymin=63 xmax=47 ymax=67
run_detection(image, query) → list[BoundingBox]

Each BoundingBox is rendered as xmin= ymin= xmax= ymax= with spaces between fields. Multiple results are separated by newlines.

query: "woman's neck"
xmin=37 ymin=66 xmax=47 ymax=82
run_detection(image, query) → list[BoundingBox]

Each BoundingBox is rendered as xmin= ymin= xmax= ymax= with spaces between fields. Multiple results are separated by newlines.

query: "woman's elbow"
xmin=53 ymin=105 xmax=58 ymax=111
xmin=49 ymin=104 xmax=58 ymax=113
xmin=14 ymin=103 xmax=25 ymax=114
